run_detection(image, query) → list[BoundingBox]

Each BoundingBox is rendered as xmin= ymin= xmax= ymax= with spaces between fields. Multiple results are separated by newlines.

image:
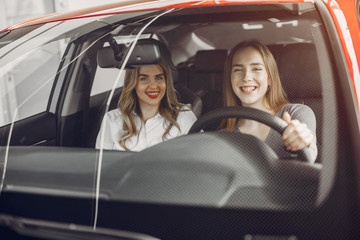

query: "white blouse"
xmin=95 ymin=107 xmax=197 ymax=151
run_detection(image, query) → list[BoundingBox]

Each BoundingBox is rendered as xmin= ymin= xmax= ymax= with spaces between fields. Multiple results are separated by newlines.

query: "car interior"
xmin=0 ymin=4 xmax=326 ymax=163
xmin=70 ymin=4 xmax=325 ymax=164
xmin=0 ymin=3 xmax=329 ymax=160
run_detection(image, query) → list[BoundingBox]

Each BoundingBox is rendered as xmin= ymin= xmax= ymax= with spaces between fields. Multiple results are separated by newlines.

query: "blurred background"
xmin=0 ymin=0 xmax=122 ymax=30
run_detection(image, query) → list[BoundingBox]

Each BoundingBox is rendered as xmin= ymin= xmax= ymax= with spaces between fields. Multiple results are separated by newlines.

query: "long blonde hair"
xmin=118 ymin=57 xmax=186 ymax=150
xmin=222 ymin=41 xmax=289 ymax=130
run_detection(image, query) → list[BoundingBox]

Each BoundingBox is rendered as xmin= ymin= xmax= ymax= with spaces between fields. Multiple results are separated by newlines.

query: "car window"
xmin=0 ymin=2 xmax=353 ymax=235
xmin=91 ymin=67 xmax=123 ymax=96
xmin=0 ymin=16 xmax=115 ymax=128
xmin=0 ymin=37 xmax=67 ymax=127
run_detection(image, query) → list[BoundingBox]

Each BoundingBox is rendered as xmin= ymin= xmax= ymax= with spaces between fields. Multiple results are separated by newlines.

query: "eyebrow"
xmin=138 ymin=73 xmax=165 ymax=77
xmin=232 ymin=63 xmax=264 ymax=67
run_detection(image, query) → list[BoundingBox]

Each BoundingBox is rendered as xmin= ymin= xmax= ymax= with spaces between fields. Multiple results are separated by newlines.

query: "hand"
xmin=282 ymin=111 xmax=313 ymax=151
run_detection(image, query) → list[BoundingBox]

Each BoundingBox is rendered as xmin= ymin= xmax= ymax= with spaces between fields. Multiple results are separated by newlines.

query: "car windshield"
xmin=0 ymin=2 xmax=341 ymax=233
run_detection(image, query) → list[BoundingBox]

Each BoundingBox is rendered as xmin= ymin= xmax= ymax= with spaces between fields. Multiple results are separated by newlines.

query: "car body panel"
xmin=324 ymin=0 xmax=360 ymax=110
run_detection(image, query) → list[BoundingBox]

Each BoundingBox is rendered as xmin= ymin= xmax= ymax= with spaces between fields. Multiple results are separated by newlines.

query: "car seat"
xmin=180 ymin=49 xmax=227 ymax=116
xmin=193 ymin=50 xmax=227 ymax=115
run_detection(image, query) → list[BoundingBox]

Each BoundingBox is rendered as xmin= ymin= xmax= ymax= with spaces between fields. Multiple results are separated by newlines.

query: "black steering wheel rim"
xmin=189 ymin=106 xmax=312 ymax=163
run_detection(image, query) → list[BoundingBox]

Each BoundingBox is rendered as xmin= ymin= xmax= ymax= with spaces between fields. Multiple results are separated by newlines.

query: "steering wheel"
xmin=189 ymin=106 xmax=312 ymax=163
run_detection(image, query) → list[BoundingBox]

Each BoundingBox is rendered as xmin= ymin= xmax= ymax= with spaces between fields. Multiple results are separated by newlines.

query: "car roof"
xmin=3 ymin=0 xmax=315 ymax=30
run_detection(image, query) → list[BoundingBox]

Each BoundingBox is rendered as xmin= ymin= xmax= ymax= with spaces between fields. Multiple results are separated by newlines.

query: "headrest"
xmin=268 ymin=43 xmax=322 ymax=99
xmin=97 ymin=38 xmax=162 ymax=69
xmin=194 ymin=50 xmax=228 ymax=72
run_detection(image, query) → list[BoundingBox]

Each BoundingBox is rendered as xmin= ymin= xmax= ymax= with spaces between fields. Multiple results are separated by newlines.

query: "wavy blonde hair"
xmin=118 ymin=58 xmax=186 ymax=150
xmin=222 ymin=40 xmax=289 ymax=131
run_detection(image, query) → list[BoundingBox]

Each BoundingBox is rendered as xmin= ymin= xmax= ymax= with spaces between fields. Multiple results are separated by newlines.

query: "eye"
xmin=233 ymin=67 xmax=243 ymax=73
xmin=156 ymin=75 xmax=165 ymax=81
xmin=139 ymin=76 xmax=149 ymax=81
xmin=253 ymin=67 xmax=263 ymax=72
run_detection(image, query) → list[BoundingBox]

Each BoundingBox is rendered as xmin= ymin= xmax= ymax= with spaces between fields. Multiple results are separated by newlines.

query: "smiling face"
xmin=135 ymin=64 xmax=166 ymax=111
xmin=231 ymin=46 xmax=270 ymax=111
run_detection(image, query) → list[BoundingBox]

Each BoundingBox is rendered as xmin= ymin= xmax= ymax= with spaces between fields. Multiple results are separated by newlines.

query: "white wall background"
xmin=0 ymin=0 xmax=125 ymax=30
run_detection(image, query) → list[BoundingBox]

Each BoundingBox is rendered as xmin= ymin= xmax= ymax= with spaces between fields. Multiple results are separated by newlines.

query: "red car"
xmin=0 ymin=0 xmax=360 ymax=239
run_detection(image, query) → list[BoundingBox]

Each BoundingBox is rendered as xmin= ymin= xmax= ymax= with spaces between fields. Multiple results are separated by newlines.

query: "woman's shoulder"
xmin=278 ymin=103 xmax=315 ymax=119
xmin=177 ymin=105 xmax=197 ymax=120
xmin=178 ymin=104 xmax=192 ymax=111
xmin=280 ymin=103 xmax=313 ymax=112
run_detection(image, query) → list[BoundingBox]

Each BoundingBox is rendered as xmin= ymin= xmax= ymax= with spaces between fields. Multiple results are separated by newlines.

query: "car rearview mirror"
xmin=97 ymin=40 xmax=161 ymax=69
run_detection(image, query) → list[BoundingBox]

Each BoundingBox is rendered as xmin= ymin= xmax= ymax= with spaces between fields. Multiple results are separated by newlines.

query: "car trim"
xmin=3 ymin=185 xmax=107 ymax=199
xmin=0 ymin=214 xmax=160 ymax=240
xmin=321 ymin=0 xmax=360 ymax=112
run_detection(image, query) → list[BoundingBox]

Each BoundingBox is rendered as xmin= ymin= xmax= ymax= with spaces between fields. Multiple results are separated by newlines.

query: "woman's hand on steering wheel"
xmin=282 ymin=111 xmax=314 ymax=152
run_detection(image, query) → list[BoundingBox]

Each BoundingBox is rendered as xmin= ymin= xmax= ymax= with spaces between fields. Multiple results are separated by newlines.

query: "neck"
xmin=243 ymin=99 xmax=274 ymax=114
xmin=238 ymin=101 xmax=273 ymax=140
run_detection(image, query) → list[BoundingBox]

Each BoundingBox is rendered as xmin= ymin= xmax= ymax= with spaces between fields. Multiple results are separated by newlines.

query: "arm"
xmin=95 ymin=112 xmax=118 ymax=150
xmin=281 ymin=104 xmax=318 ymax=163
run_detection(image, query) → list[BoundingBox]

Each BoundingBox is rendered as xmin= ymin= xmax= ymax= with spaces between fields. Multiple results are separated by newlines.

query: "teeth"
xmin=147 ymin=92 xmax=159 ymax=96
xmin=241 ymin=86 xmax=256 ymax=92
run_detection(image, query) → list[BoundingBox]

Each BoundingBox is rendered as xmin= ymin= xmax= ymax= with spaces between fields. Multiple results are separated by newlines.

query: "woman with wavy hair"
xmin=222 ymin=40 xmax=317 ymax=162
xmin=96 ymin=57 xmax=197 ymax=151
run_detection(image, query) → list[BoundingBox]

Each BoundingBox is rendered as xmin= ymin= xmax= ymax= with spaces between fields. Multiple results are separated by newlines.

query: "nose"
xmin=149 ymin=77 xmax=158 ymax=87
xmin=243 ymin=68 xmax=253 ymax=81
